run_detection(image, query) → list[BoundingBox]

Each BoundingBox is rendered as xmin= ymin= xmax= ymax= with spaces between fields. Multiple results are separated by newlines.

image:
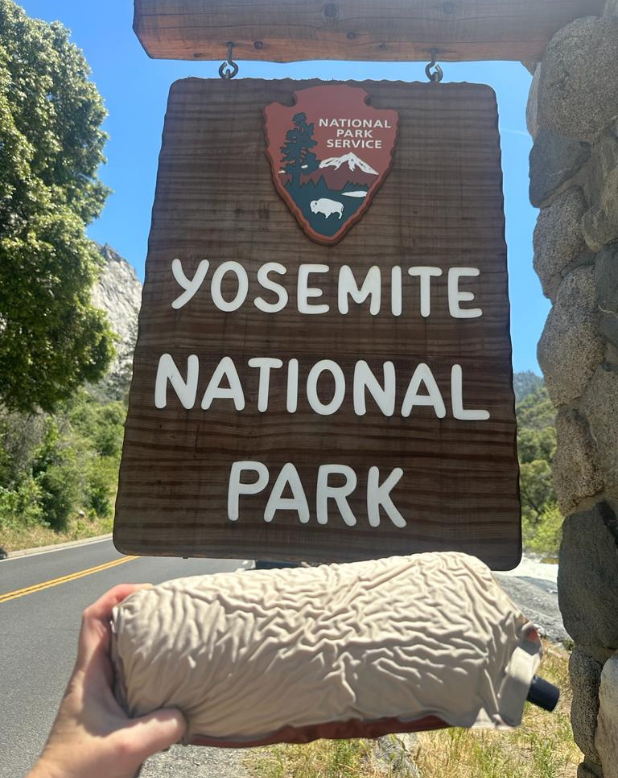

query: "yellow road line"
xmin=0 ymin=556 xmax=137 ymax=604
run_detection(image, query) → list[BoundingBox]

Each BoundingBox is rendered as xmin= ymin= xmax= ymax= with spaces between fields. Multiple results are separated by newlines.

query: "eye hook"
xmin=219 ymin=42 xmax=239 ymax=80
xmin=425 ymin=51 xmax=444 ymax=83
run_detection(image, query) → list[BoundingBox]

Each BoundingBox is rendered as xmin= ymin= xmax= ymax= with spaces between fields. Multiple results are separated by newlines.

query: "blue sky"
xmin=19 ymin=0 xmax=547 ymax=373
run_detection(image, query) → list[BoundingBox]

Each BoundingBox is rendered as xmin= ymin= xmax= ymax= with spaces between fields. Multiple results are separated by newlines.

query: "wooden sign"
xmin=114 ymin=78 xmax=521 ymax=570
xmin=133 ymin=0 xmax=605 ymax=63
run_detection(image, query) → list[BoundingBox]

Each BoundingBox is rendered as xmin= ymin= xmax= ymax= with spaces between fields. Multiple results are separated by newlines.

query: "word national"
xmin=155 ymin=356 xmax=490 ymax=421
xmin=318 ymin=118 xmax=394 ymax=129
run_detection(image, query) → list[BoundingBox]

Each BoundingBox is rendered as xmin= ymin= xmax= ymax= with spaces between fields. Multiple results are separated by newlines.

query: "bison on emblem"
xmin=310 ymin=198 xmax=344 ymax=220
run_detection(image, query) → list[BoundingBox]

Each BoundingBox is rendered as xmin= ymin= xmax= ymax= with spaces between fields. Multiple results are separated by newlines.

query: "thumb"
xmin=130 ymin=708 xmax=188 ymax=760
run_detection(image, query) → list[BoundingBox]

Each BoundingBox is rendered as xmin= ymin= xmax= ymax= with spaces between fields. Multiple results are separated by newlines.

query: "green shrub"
xmin=519 ymin=459 xmax=555 ymax=524
xmin=0 ymin=365 xmax=126 ymax=537
xmin=86 ymin=455 xmax=120 ymax=518
xmin=0 ymin=478 xmax=44 ymax=529
xmin=31 ymin=420 xmax=84 ymax=530
xmin=69 ymin=393 xmax=125 ymax=458
xmin=523 ymin=505 xmax=563 ymax=556
xmin=36 ymin=460 xmax=82 ymax=531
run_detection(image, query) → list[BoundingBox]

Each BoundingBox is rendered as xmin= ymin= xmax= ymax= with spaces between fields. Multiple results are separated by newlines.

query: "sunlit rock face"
xmin=91 ymin=243 xmax=142 ymax=397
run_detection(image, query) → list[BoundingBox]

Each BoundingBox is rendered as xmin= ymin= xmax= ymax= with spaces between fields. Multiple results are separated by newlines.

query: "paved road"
xmin=495 ymin=555 xmax=566 ymax=644
xmin=0 ymin=539 xmax=250 ymax=778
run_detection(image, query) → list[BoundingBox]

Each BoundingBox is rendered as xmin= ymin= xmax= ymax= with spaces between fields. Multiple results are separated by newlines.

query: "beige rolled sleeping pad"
xmin=111 ymin=552 xmax=542 ymax=747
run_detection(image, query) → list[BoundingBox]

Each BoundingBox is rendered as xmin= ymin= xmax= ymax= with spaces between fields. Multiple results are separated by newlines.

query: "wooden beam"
xmin=134 ymin=0 xmax=605 ymax=63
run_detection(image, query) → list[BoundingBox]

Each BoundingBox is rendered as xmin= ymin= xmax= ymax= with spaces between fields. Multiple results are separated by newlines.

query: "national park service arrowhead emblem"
xmin=265 ymin=85 xmax=399 ymax=246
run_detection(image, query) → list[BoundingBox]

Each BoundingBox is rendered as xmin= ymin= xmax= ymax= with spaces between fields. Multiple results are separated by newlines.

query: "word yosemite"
xmin=155 ymin=355 xmax=490 ymax=420
xmin=171 ymin=259 xmax=483 ymax=318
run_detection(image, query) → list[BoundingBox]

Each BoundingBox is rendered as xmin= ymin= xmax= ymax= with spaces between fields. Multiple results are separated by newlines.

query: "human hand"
xmin=28 ymin=584 xmax=187 ymax=778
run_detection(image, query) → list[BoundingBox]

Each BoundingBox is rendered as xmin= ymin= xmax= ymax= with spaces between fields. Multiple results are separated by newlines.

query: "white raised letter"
xmin=248 ymin=357 xmax=283 ymax=412
xmin=286 ymin=358 xmax=299 ymax=413
xmin=317 ymin=465 xmax=358 ymax=526
xmin=155 ymin=354 xmax=199 ymax=409
xmin=171 ymin=259 xmax=209 ymax=309
xmin=201 ymin=356 xmax=245 ymax=411
xmin=353 ymin=361 xmax=396 ymax=416
xmin=255 ymin=262 xmax=288 ymax=313
xmin=307 ymin=360 xmax=345 ymax=415
xmin=298 ymin=264 xmax=329 ymax=314
xmin=367 ymin=467 xmax=406 ymax=527
xmin=408 ymin=267 xmax=443 ymax=318
xmin=264 ymin=463 xmax=310 ymax=523
xmin=228 ymin=462 xmax=269 ymax=521
xmin=338 ymin=265 xmax=381 ymax=315
xmin=451 ymin=364 xmax=490 ymax=420
xmin=211 ymin=261 xmax=249 ymax=312
xmin=448 ymin=268 xmax=482 ymax=318
xmin=401 ymin=363 xmax=446 ymax=418
xmin=391 ymin=266 xmax=402 ymax=317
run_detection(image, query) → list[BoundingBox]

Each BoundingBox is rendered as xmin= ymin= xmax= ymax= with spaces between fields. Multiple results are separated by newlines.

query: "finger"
xmin=127 ymin=708 xmax=187 ymax=762
xmin=77 ymin=584 xmax=153 ymax=670
xmin=86 ymin=583 xmax=153 ymax=622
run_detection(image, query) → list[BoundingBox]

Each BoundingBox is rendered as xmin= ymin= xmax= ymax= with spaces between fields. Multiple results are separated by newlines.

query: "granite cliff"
xmin=91 ymin=243 xmax=142 ymax=398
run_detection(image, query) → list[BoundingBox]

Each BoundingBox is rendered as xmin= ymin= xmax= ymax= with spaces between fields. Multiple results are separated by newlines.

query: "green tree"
xmin=0 ymin=0 xmax=114 ymax=413
xmin=0 ymin=389 xmax=127 ymax=536
xmin=513 ymin=370 xmax=544 ymax=402
xmin=525 ymin=504 xmax=563 ymax=555
xmin=515 ymin=382 xmax=558 ymax=530
xmin=30 ymin=417 xmax=82 ymax=530
xmin=516 ymin=384 xmax=555 ymax=431
xmin=281 ymin=112 xmax=319 ymax=189
xmin=68 ymin=392 xmax=125 ymax=459
xmin=520 ymin=459 xmax=555 ymax=523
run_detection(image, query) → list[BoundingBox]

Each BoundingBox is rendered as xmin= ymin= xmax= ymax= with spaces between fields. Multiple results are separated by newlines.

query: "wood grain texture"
xmin=133 ymin=0 xmax=604 ymax=63
xmin=114 ymin=78 xmax=521 ymax=569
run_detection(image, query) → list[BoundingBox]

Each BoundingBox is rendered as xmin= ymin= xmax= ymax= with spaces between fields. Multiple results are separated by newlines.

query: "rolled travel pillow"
xmin=110 ymin=552 xmax=542 ymax=747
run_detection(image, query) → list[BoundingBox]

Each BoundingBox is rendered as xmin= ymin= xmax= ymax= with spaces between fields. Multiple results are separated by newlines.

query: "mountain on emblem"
xmin=320 ymin=152 xmax=378 ymax=174
xmin=264 ymin=85 xmax=399 ymax=245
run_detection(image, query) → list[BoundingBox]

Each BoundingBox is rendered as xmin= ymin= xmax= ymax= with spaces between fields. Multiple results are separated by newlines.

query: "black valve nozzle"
xmin=527 ymin=675 xmax=560 ymax=712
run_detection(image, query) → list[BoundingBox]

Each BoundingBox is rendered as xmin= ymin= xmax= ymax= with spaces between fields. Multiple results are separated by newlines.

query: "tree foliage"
xmin=281 ymin=112 xmax=319 ymax=189
xmin=516 ymin=383 xmax=556 ymax=432
xmin=513 ymin=370 xmax=544 ymax=403
xmin=517 ymin=384 xmax=557 ymax=523
xmin=0 ymin=0 xmax=114 ymax=413
xmin=0 ymin=390 xmax=126 ymax=532
xmin=515 ymin=380 xmax=561 ymax=553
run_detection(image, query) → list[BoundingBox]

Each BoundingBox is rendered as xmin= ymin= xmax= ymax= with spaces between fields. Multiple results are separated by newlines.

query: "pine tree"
xmin=280 ymin=112 xmax=319 ymax=189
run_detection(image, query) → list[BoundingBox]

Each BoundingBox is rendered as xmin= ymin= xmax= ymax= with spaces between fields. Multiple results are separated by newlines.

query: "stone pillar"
xmin=527 ymin=4 xmax=618 ymax=776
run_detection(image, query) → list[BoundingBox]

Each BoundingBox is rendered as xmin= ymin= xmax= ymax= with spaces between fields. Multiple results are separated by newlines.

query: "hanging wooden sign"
xmin=114 ymin=78 xmax=521 ymax=569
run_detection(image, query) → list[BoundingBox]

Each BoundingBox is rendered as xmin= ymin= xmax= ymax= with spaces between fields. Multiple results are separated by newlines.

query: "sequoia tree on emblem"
xmin=265 ymin=85 xmax=399 ymax=245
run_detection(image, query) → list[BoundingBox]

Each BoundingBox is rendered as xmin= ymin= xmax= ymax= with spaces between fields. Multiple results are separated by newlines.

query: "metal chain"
xmin=219 ymin=42 xmax=239 ymax=79
xmin=425 ymin=53 xmax=444 ymax=83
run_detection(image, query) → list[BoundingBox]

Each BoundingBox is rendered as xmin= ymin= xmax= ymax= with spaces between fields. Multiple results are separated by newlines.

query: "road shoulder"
xmin=4 ymin=533 xmax=113 ymax=560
